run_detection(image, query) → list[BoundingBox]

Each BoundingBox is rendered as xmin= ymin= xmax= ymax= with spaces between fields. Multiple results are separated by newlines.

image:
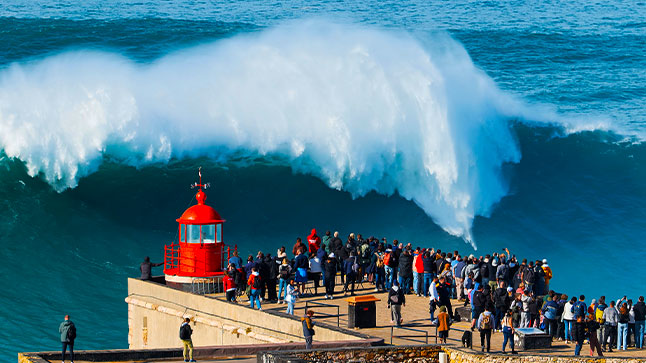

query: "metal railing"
xmin=389 ymin=325 xmax=435 ymax=345
xmin=191 ymin=276 xmax=224 ymax=295
xmin=304 ymin=300 xmax=341 ymax=327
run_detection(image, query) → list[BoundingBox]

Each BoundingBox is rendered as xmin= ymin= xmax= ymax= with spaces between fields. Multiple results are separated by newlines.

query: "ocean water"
xmin=1 ymin=0 xmax=645 ymax=360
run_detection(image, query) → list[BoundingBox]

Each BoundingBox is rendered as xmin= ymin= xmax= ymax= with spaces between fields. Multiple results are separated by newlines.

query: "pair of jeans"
xmin=618 ymin=322 xmax=628 ymax=350
xmin=480 ymin=329 xmax=492 ymax=351
xmin=182 ymin=339 xmax=194 ymax=360
xmin=62 ymin=342 xmax=74 ymax=362
xmin=249 ymin=288 xmax=262 ymax=309
xmin=423 ymin=273 xmax=432 ymax=297
xmin=286 ymin=301 xmax=295 ymax=315
xmin=384 ymin=266 xmax=393 ymax=290
xmin=603 ymin=324 xmax=617 ymax=349
xmin=636 ymin=320 xmax=646 ymax=348
xmin=278 ymin=278 xmax=288 ymax=300
xmin=564 ymin=319 xmax=574 ymax=340
xmin=494 ymin=308 xmax=505 ymax=330
xmin=375 ymin=269 xmax=385 ymax=290
xmin=344 ymin=273 xmax=355 ymax=295
xmin=544 ymin=318 xmax=557 ymax=338
xmin=398 ymin=275 xmax=411 ymax=293
xmin=502 ymin=328 xmax=514 ymax=352
xmin=575 ymin=340 xmax=584 ymax=355
xmin=413 ymin=271 xmax=419 ymax=294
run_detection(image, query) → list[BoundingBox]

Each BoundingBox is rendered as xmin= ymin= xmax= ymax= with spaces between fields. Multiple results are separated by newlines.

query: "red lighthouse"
xmin=164 ymin=168 xmax=233 ymax=286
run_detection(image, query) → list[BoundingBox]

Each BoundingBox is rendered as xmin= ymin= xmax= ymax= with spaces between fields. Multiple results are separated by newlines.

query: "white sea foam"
xmin=0 ymin=21 xmax=538 ymax=247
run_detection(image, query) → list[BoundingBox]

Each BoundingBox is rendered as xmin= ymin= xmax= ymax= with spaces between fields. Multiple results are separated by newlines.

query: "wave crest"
xmin=0 ymin=21 xmax=528 ymax=247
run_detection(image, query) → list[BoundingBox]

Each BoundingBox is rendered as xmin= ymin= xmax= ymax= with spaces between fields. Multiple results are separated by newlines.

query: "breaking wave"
xmin=0 ymin=21 xmax=607 ymax=246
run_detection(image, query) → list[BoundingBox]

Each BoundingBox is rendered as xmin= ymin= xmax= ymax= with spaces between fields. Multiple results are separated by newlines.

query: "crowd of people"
xmin=216 ymin=228 xmax=645 ymax=356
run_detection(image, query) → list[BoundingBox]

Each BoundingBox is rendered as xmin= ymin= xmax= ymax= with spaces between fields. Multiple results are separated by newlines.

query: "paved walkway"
xmin=69 ymin=357 xmax=255 ymax=363
xmin=230 ymin=279 xmax=646 ymax=359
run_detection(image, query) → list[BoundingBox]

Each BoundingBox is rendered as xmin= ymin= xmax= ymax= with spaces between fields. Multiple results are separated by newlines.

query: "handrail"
xmin=305 ymin=300 xmax=341 ymax=327
xmin=389 ymin=325 xmax=432 ymax=345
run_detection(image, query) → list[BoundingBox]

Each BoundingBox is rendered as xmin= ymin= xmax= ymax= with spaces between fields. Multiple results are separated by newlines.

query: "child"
xmin=437 ymin=305 xmax=450 ymax=344
xmin=285 ymin=279 xmax=299 ymax=315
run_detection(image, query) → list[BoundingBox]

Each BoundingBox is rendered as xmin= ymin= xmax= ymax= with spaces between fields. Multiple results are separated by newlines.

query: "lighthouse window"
xmin=216 ymin=223 xmax=222 ymax=243
xmin=186 ymin=225 xmax=201 ymax=243
xmin=202 ymin=224 xmax=216 ymax=244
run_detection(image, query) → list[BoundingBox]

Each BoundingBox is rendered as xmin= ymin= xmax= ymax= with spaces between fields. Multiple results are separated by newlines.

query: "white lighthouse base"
xmin=164 ymin=274 xmax=224 ymax=294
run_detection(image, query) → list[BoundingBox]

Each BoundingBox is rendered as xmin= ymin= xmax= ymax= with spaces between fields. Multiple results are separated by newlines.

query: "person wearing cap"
xmin=323 ymin=253 xmax=337 ymax=299
xmin=541 ymin=259 xmax=552 ymax=293
xmin=488 ymin=258 xmax=499 ymax=291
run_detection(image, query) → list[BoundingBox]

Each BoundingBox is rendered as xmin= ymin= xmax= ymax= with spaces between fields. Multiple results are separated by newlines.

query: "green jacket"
xmin=59 ymin=320 xmax=75 ymax=343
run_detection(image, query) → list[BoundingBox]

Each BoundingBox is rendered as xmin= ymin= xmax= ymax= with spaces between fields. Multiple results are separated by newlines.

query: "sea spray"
xmin=0 ymin=21 xmax=525 ymax=246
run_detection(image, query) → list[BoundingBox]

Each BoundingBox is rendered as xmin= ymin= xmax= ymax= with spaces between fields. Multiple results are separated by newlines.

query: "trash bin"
xmin=346 ymin=296 xmax=380 ymax=329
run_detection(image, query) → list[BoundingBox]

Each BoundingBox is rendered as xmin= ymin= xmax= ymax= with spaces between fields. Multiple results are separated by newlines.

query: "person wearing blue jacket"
xmin=541 ymin=296 xmax=559 ymax=338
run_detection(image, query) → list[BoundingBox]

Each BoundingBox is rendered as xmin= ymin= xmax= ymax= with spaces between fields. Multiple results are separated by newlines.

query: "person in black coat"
xmin=437 ymin=276 xmax=454 ymax=320
xmin=323 ymin=253 xmax=338 ymax=299
xmin=343 ymin=252 xmax=357 ymax=296
xmin=265 ymin=254 xmax=278 ymax=302
xmin=397 ymin=249 xmax=413 ymax=294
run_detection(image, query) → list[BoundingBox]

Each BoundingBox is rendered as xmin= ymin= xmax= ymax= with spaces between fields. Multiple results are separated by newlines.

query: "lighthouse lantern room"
xmin=164 ymin=168 xmax=234 ymax=285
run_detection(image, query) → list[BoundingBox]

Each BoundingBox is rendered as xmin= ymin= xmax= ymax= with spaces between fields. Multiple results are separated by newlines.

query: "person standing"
xmin=617 ymin=301 xmax=630 ymax=351
xmin=343 ymin=252 xmax=357 ymax=296
xmin=323 ymin=253 xmax=337 ymax=299
xmin=477 ymin=306 xmax=494 ymax=352
xmin=587 ymin=313 xmax=603 ymax=357
xmin=247 ymin=267 xmax=262 ymax=310
xmin=140 ymin=256 xmax=163 ymax=280
xmin=437 ymin=306 xmax=450 ymax=344
xmin=285 ymin=279 xmax=299 ymax=315
xmin=602 ymin=300 xmax=618 ymax=352
xmin=634 ymin=296 xmax=646 ymax=349
xmin=301 ymin=309 xmax=315 ymax=349
xmin=388 ymin=281 xmax=406 ymax=326
xmin=573 ymin=316 xmax=587 ymax=356
xmin=501 ymin=309 xmax=517 ymax=354
xmin=59 ymin=315 xmax=76 ymax=363
xmin=179 ymin=318 xmax=196 ymax=362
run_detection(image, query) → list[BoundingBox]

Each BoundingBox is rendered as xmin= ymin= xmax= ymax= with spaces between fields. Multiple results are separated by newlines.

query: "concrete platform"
xmin=228 ymin=279 xmax=646 ymax=360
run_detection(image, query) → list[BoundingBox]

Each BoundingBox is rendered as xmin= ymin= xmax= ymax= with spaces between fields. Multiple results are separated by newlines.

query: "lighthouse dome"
xmin=176 ymin=190 xmax=224 ymax=224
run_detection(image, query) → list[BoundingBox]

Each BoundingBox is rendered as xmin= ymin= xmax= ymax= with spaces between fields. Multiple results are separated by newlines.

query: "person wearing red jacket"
xmin=413 ymin=250 xmax=425 ymax=296
xmin=307 ymin=229 xmax=321 ymax=254
xmin=223 ymin=264 xmax=238 ymax=302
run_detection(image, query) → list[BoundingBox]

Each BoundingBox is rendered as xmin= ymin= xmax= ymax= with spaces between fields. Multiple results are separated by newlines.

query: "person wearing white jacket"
xmin=562 ymin=297 xmax=576 ymax=343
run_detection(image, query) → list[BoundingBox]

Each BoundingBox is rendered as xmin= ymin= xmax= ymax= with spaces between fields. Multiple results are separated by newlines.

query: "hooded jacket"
xmin=307 ymin=229 xmax=321 ymax=254
xmin=59 ymin=320 xmax=75 ymax=343
xmin=398 ymin=252 xmax=413 ymax=277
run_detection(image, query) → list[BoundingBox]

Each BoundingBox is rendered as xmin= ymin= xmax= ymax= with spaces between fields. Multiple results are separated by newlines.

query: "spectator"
xmin=477 ymin=306 xmax=494 ymax=353
xmin=301 ymin=309 xmax=315 ymax=349
xmin=59 ymin=315 xmax=76 ymax=363
xmin=388 ymin=281 xmax=406 ymax=327
xmin=228 ymin=250 xmax=243 ymax=270
xmin=323 ymin=253 xmax=337 ymax=299
xmin=179 ymin=318 xmax=196 ymax=362
xmin=602 ymin=300 xmax=618 ymax=352
xmin=587 ymin=313 xmax=603 ymax=356
xmin=634 ymin=296 xmax=646 ymax=349
xmin=437 ymin=305 xmax=450 ymax=344
xmin=285 ymin=279 xmax=298 ymax=315
xmin=140 ymin=256 xmax=163 ymax=280
xmin=307 ymin=229 xmax=321 ymax=254
xmin=277 ymin=258 xmax=291 ymax=304
xmin=247 ymin=267 xmax=262 ymax=310
xmin=501 ymin=309 xmax=517 ymax=354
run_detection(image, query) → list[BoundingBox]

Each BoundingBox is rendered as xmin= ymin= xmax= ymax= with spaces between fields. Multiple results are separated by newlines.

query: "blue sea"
xmin=1 ymin=0 xmax=645 ymax=360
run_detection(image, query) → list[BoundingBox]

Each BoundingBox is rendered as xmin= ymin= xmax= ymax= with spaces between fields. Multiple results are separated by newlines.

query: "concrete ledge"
xmin=18 ymin=339 xmax=383 ymax=362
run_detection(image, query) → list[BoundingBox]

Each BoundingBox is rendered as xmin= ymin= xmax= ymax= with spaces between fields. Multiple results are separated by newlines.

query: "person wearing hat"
xmin=323 ymin=253 xmax=337 ymax=299
xmin=437 ymin=305 xmax=450 ymax=344
xmin=541 ymin=259 xmax=552 ymax=293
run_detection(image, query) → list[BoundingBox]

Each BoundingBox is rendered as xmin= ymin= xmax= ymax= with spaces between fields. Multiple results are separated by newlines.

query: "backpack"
xmin=572 ymin=301 xmax=585 ymax=319
xmin=496 ymin=265 xmax=508 ymax=280
xmin=376 ymin=254 xmax=384 ymax=268
xmin=66 ymin=324 xmax=76 ymax=341
xmin=179 ymin=323 xmax=192 ymax=340
xmin=279 ymin=265 xmax=290 ymax=280
xmin=524 ymin=267 xmax=535 ymax=284
xmin=252 ymin=275 xmax=262 ymax=290
xmin=480 ymin=314 xmax=492 ymax=330
xmin=383 ymin=252 xmax=391 ymax=266
xmin=390 ymin=293 xmax=400 ymax=304
xmin=351 ymin=257 xmax=360 ymax=273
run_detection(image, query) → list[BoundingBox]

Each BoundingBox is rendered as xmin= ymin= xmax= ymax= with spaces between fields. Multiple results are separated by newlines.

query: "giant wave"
xmin=0 ymin=21 xmax=601 ymax=247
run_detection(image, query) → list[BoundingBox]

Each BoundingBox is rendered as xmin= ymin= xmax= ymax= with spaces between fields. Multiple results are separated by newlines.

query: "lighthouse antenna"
xmin=190 ymin=167 xmax=210 ymax=190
